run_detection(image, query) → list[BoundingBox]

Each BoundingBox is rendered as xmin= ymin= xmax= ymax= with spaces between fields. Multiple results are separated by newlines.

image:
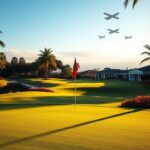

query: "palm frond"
xmin=124 ymin=0 xmax=129 ymax=8
xmin=141 ymin=51 xmax=150 ymax=55
xmin=132 ymin=0 xmax=138 ymax=9
xmin=0 ymin=40 xmax=5 ymax=48
xmin=0 ymin=30 xmax=3 ymax=34
xmin=144 ymin=44 xmax=150 ymax=50
xmin=0 ymin=60 xmax=7 ymax=70
xmin=140 ymin=57 xmax=150 ymax=64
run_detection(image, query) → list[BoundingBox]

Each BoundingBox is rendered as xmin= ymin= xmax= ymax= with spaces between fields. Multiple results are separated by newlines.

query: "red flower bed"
xmin=121 ymin=96 xmax=150 ymax=108
xmin=28 ymin=87 xmax=54 ymax=92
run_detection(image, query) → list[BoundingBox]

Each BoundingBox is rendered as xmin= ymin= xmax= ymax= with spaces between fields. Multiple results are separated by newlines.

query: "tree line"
xmin=0 ymin=48 xmax=72 ymax=79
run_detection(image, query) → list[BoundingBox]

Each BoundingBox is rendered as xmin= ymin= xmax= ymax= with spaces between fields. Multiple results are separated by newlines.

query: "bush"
xmin=121 ymin=96 xmax=150 ymax=108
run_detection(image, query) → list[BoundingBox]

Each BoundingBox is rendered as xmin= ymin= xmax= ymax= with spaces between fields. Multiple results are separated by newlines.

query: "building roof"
xmin=93 ymin=65 xmax=150 ymax=75
xmin=79 ymin=70 xmax=98 ymax=74
xmin=98 ymin=68 xmax=128 ymax=74
xmin=139 ymin=65 xmax=150 ymax=73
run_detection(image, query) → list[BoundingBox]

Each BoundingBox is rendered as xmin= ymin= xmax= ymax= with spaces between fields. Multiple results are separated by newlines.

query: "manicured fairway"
xmin=0 ymin=78 xmax=149 ymax=150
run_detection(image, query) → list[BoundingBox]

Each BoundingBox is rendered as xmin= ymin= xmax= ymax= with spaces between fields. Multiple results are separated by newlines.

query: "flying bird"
xmin=124 ymin=36 xmax=132 ymax=39
xmin=104 ymin=12 xmax=120 ymax=20
xmin=98 ymin=35 xmax=105 ymax=39
xmin=107 ymin=29 xmax=120 ymax=34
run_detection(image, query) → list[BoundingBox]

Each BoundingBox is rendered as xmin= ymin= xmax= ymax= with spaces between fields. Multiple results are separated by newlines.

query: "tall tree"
xmin=140 ymin=44 xmax=150 ymax=64
xmin=11 ymin=57 xmax=18 ymax=64
xmin=19 ymin=57 xmax=25 ymax=64
xmin=0 ymin=52 xmax=7 ymax=75
xmin=0 ymin=30 xmax=6 ymax=74
xmin=61 ymin=65 xmax=72 ymax=78
xmin=37 ymin=48 xmax=57 ymax=79
xmin=0 ymin=52 xmax=6 ymax=60
xmin=0 ymin=30 xmax=6 ymax=48
xmin=124 ymin=0 xmax=139 ymax=9
xmin=56 ymin=60 xmax=63 ymax=69
xmin=11 ymin=57 xmax=18 ymax=75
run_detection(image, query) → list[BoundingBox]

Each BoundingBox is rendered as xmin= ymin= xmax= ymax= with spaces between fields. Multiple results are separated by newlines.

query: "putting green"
xmin=0 ymin=104 xmax=150 ymax=150
xmin=0 ymin=78 xmax=149 ymax=150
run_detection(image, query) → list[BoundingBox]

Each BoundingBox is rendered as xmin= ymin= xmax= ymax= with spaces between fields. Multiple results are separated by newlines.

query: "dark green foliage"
xmin=140 ymin=44 xmax=150 ymax=64
xmin=37 ymin=48 xmax=57 ymax=79
xmin=61 ymin=65 xmax=72 ymax=78
xmin=0 ymin=30 xmax=5 ymax=48
xmin=0 ymin=52 xmax=7 ymax=72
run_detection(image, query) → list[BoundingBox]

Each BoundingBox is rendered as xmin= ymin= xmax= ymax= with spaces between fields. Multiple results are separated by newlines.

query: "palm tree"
xmin=0 ymin=40 xmax=5 ymax=48
xmin=0 ymin=52 xmax=6 ymax=60
xmin=37 ymin=48 xmax=57 ymax=79
xmin=0 ymin=52 xmax=7 ymax=75
xmin=140 ymin=44 xmax=150 ymax=64
xmin=0 ymin=30 xmax=5 ymax=48
xmin=0 ymin=59 xmax=7 ymax=70
xmin=124 ymin=0 xmax=139 ymax=9
xmin=0 ymin=31 xmax=6 ymax=76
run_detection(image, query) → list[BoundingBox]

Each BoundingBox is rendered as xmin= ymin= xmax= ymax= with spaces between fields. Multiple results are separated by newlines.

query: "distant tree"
xmin=11 ymin=57 xmax=18 ymax=64
xmin=0 ymin=52 xmax=7 ymax=75
xmin=37 ymin=48 xmax=57 ymax=79
xmin=11 ymin=57 xmax=18 ymax=76
xmin=19 ymin=57 xmax=25 ymax=64
xmin=0 ymin=52 xmax=7 ymax=60
xmin=140 ymin=44 xmax=150 ymax=64
xmin=61 ymin=65 xmax=72 ymax=78
xmin=0 ymin=30 xmax=5 ymax=48
xmin=56 ymin=60 xmax=63 ymax=69
xmin=124 ymin=0 xmax=139 ymax=9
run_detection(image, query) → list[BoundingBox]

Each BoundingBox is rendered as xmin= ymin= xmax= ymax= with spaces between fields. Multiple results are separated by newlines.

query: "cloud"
xmin=3 ymin=48 xmax=148 ymax=71
xmin=5 ymin=49 xmax=38 ymax=62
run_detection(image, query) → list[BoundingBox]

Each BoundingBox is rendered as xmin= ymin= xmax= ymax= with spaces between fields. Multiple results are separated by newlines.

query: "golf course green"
xmin=0 ymin=78 xmax=149 ymax=150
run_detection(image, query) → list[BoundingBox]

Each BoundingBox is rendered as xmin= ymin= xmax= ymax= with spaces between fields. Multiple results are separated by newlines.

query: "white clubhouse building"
xmin=95 ymin=65 xmax=150 ymax=81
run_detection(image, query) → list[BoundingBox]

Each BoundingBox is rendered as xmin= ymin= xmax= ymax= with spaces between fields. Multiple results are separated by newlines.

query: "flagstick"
xmin=74 ymin=76 xmax=77 ymax=108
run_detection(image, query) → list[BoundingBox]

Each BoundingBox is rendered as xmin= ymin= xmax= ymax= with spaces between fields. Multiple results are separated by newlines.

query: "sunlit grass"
xmin=0 ymin=78 xmax=149 ymax=150
xmin=0 ymin=79 xmax=7 ymax=87
xmin=0 ymin=104 xmax=149 ymax=150
xmin=0 ymin=78 xmax=105 ymax=103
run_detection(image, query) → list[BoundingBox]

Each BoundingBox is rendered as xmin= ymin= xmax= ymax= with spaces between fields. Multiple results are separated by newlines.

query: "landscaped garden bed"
xmin=0 ymin=81 xmax=53 ymax=94
xmin=121 ymin=96 xmax=150 ymax=108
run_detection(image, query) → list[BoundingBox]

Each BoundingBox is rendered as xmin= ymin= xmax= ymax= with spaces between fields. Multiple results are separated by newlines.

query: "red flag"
xmin=72 ymin=58 xmax=79 ymax=78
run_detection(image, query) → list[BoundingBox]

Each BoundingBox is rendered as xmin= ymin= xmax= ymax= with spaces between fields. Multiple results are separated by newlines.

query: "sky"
xmin=0 ymin=0 xmax=150 ymax=71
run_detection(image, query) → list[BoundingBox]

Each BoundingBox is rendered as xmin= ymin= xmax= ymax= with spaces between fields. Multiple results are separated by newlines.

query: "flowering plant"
xmin=121 ymin=96 xmax=150 ymax=108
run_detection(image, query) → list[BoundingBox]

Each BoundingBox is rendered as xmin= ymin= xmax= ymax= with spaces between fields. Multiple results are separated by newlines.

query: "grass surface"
xmin=0 ymin=78 xmax=150 ymax=150
xmin=0 ymin=79 xmax=7 ymax=87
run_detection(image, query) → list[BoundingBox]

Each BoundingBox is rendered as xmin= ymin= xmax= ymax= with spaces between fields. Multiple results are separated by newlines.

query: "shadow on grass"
xmin=0 ymin=103 xmax=71 ymax=111
xmin=0 ymin=108 xmax=142 ymax=148
xmin=71 ymin=81 xmax=150 ymax=97
xmin=16 ymin=78 xmax=59 ymax=88
xmin=0 ymin=79 xmax=149 ymax=110
xmin=0 ymin=95 xmax=123 ymax=111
